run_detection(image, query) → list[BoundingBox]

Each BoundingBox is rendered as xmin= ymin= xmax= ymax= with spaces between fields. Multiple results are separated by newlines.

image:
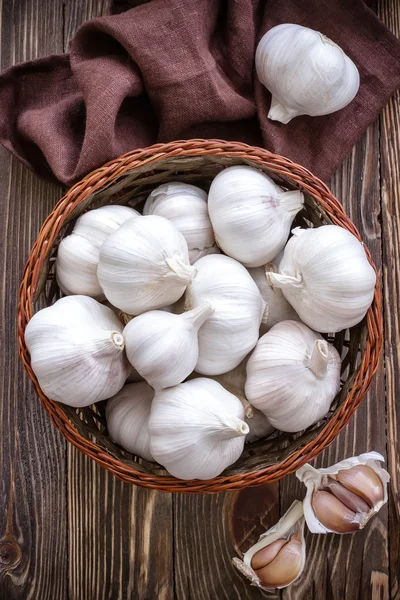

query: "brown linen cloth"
xmin=0 ymin=0 xmax=400 ymax=186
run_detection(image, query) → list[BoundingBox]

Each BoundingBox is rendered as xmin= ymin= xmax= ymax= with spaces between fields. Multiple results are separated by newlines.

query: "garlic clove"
xmin=254 ymin=532 xmax=303 ymax=589
xmin=311 ymin=490 xmax=360 ymax=533
xmin=250 ymin=538 xmax=287 ymax=570
xmin=335 ymin=465 xmax=384 ymax=508
xmin=322 ymin=477 xmax=371 ymax=514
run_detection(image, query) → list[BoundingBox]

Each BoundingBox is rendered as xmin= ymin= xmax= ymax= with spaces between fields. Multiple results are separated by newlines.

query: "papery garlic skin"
xmin=123 ymin=304 xmax=214 ymax=390
xmin=106 ymin=382 xmax=154 ymax=461
xmin=296 ymin=452 xmax=390 ymax=534
xmin=208 ymin=166 xmax=304 ymax=267
xmin=256 ymin=24 xmax=360 ymax=124
xmin=245 ymin=320 xmax=341 ymax=432
xmin=268 ymin=226 xmax=376 ymax=333
xmin=143 ymin=182 xmax=219 ymax=264
xmin=56 ymin=205 xmax=139 ymax=299
xmin=249 ymin=263 xmax=299 ymax=335
xmin=25 ymin=296 xmax=128 ymax=407
xmin=98 ymin=215 xmax=195 ymax=315
xmin=233 ymin=500 xmax=305 ymax=591
xmin=149 ymin=378 xmax=249 ymax=480
xmin=184 ymin=254 xmax=266 ymax=375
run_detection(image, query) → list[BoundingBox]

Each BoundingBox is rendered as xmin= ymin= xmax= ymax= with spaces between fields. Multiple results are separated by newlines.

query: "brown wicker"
xmin=17 ymin=139 xmax=383 ymax=494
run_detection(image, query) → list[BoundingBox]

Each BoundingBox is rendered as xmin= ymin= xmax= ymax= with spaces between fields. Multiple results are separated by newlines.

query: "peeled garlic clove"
xmin=335 ymin=465 xmax=384 ymax=508
xmin=143 ymin=182 xmax=219 ymax=264
xmin=123 ymin=303 xmax=214 ymax=390
xmin=267 ymin=225 xmax=376 ymax=333
xmin=98 ymin=215 xmax=195 ymax=315
xmin=56 ymin=205 xmax=139 ymax=299
xmin=311 ymin=490 xmax=360 ymax=534
xmin=256 ymin=24 xmax=359 ymax=124
xmin=25 ymin=296 xmax=129 ymax=407
xmin=208 ymin=166 xmax=304 ymax=267
xmin=106 ymin=382 xmax=154 ymax=461
xmin=323 ymin=478 xmax=371 ymax=514
xmin=296 ymin=452 xmax=390 ymax=534
xmin=249 ymin=262 xmax=300 ymax=334
xmin=149 ymin=378 xmax=249 ymax=480
xmin=245 ymin=320 xmax=341 ymax=432
xmin=233 ymin=500 xmax=305 ymax=591
xmin=184 ymin=254 xmax=266 ymax=375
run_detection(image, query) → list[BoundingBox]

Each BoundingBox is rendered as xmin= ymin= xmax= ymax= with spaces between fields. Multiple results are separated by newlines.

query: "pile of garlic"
xmin=25 ymin=168 xmax=376 ymax=481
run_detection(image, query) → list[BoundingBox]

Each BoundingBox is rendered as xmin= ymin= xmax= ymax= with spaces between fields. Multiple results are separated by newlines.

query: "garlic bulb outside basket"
xmin=25 ymin=296 xmax=129 ymax=407
xmin=143 ymin=182 xmax=219 ymax=263
xmin=268 ymin=225 xmax=376 ymax=333
xmin=233 ymin=500 xmax=306 ymax=591
xmin=249 ymin=262 xmax=299 ymax=335
xmin=296 ymin=452 xmax=390 ymax=534
xmin=149 ymin=378 xmax=249 ymax=480
xmin=184 ymin=254 xmax=266 ymax=375
xmin=245 ymin=320 xmax=341 ymax=432
xmin=106 ymin=382 xmax=154 ymax=461
xmin=56 ymin=205 xmax=139 ymax=299
xmin=98 ymin=215 xmax=195 ymax=314
xmin=124 ymin=303 xmax=214 ymax=390
xmin=256 ymin=24 xmax=360 ymax=124
xmin=208 ymin=166 xmax=304 ymax=267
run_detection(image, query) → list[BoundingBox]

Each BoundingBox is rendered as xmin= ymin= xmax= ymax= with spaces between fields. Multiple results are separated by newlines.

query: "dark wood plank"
xmin=280 ymin=125 xmax=389 ymax=598
xmin=62 ymin=3 xmax=175 ymax=599
xmin=378 ymin=2 xmax=400 ymax=598
xmin=0 ymin=2 xmax=67 ymax=599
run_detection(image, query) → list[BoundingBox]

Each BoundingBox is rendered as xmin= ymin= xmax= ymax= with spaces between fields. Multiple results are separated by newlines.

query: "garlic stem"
xmin=268 ymin=96 xmax=299 ymax=124
xmin=182 ymin=302 xmax=214 ymax=331
xmin=111 ymin=331 xmax=125 ymax=349
xmin=216 ymin=417 xmax=249 ymax=440
xmin=267 ymin=271 xmax=303 ymax=291
xmin=261 ymin=302 xmax=269 ymax=325
xmin=308 ymin=340 xmax=329 ymax=379
xmin=278 ymin=190 xmax=304 ymax=215
xmin=165 ymin=256 xmax=196 ymax=283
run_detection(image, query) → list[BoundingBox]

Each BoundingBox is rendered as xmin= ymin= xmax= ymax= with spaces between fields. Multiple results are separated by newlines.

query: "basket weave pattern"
xmin=18 ymin=140 xmax=382 ymax=493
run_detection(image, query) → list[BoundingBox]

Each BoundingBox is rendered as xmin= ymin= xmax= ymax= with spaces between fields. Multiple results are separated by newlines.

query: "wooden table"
xmin=1 ymin=1 xmax=399 ymax=598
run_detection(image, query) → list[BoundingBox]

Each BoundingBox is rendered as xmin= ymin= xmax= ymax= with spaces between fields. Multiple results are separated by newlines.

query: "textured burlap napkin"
xmin=0 ymin=0 xmax=399 ymax=185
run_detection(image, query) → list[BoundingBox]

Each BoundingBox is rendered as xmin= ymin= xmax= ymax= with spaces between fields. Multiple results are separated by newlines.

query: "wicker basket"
xmin=18 ymin=139 xmax=382 ymax=494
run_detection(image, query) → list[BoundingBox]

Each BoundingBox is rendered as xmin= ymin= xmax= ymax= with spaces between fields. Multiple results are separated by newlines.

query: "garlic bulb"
xmin=184 ymin=254 xmax=266 ymax=375
xmin=56 ymin=205 xmax=139 ymax=298
xmin=256 ymin=24 xmax=360 ymax=124
xmin=233 ymin=500 xmax=305 ymax=591
xmin=267 ymin=226 xmax=376 ymax=333
xmin=149 ymin=378 xmax=249 ymax=480
xmin=106 ymin=382 xmax=154 ymax=461
xmin=208 ymin=166 xmax=304 ymax=267
xmin=143 ymin=182 xmax=219 ymax=263
xmin=245 ymin=320 xmax=341 ymax=432
xmin=296 ymin=452 xmax=390 ymax=534
xmin=25 ymin=296 xmax=128 ymax=407
xmin=124 ymin=304 xmax=214 ymax=390
xmin=98 ymin=215 xmax=195 ymax=314
xmin=249 ymin=262 xmax=299 ymax=335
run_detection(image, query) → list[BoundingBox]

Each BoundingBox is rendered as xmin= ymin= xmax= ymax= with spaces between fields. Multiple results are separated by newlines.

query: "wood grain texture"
xmin=0 ymin=3 xmax=67 ymax=599
xmin=378 ymin=2 xmax=400 ymax=599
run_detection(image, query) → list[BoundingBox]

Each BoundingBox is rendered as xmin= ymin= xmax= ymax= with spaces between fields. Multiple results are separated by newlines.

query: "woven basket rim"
xmin=17 ymin=139 xmax=383 ymax=493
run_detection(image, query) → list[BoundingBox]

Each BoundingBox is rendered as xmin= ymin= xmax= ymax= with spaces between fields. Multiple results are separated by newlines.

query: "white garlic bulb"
xmin=233 ymin=500 xmax=306 ymax=591
xmin=123 ymin=303 xmax=214 ymax=390
xmin=249 ymin=262 xmax=299 ymax=335
xmin=267 ymin=226 xmax=376 ymax=333
xmin=106 ymin=382 xmax=154 ymax=461
xmin=245 ymin=320 xmax=341 ymax=432
xmin=56 ymin=205 xmax=139 ymax=299
xmin=208 ymin=166 xmax=304 ymax=267
xmin=143 ymin=182 xmax=219 ymax=263
xmin=98 ymin=215 xmax=195 ymax=314
xmin=256 ymin=24 xmax=360 ymax=124
xmin=296 ymin=452 xmax=390 ymax=534
xmin=184 ymin=254 xmax=266 ymax=375
xmin=25 ymin=296 xmax=128 ymax=407
xmin=149 ymin=378 xmax=249 ymax=480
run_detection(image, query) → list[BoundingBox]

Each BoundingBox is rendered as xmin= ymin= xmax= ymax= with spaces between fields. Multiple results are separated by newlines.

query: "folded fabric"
xmin=0 ymin=0 xmax=399 ymax=186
